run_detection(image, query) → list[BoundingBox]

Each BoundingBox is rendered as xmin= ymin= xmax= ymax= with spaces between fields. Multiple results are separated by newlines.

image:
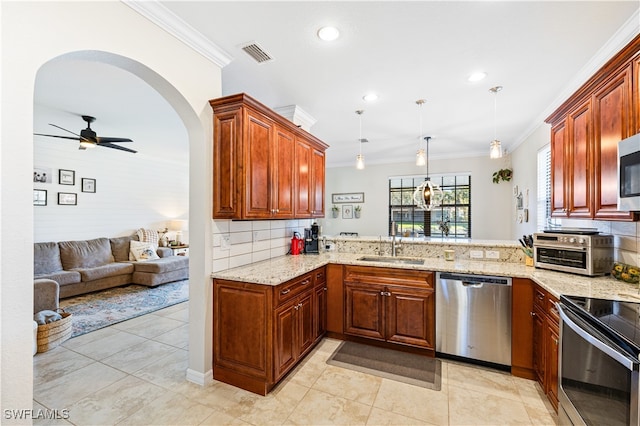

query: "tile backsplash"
xmin=211 ymin=219 xmax=314 ymax=272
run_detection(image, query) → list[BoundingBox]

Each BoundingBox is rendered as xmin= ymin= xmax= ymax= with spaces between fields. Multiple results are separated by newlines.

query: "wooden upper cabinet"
xmin=567 ymin=100 xmax=593 ymax=218
xmin=546 ymin=34 xmax=640 ymax=222
xmin=593 ymin=63 xmax=635 ymax=220
xmin=273 ymin=126 xmax=295 ymax=218
xmin=244 ymin=110 xmax=275 ymax=218
xmin=210 ymin=93 xmax=329 ymax=220
xmin=550 ymin=121 xmax=568 ymax=217
xmin=311 ymin=148 xmax=326 ymax=218
xmin=295 ymin=138 xmax=312 ymax=217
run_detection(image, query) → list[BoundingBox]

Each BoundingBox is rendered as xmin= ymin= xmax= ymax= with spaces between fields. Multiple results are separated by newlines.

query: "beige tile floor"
xmin=34 ymin=302 xmax=558 ymax=425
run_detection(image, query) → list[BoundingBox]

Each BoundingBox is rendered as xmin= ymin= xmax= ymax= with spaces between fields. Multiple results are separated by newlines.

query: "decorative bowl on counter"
xmin=611 ymin=262 xmax=640 ymax=284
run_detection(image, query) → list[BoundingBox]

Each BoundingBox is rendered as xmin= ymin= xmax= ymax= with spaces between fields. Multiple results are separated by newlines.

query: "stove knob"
xmin=569 ymin=237 xmax=576 ymax=243
xmin=578 ymin=238 xmax=585 ymax=245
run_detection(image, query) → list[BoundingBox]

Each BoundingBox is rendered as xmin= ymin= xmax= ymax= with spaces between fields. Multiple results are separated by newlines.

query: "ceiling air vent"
xmin=240 ymin=42 xmax=274 ymax=64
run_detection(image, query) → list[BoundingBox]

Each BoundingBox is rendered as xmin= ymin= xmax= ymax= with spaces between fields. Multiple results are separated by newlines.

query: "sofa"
xmin=34 ymin=235 xmax=189 ymax=299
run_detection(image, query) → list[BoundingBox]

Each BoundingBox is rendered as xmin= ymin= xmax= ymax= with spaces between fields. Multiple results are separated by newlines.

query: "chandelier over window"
xmin=489 ymin=85 xmax=503 ymax=159
xmin=355 ymin=110 xmax=365 ymax=170
xmin=413 ymin=135 xmax=443 ymax=210
xmin=416 ymin=99 xmax=427 ymax=166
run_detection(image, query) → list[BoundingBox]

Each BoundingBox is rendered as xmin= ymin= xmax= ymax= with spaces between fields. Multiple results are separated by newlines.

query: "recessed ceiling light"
xmin=317 ymin=26 xmax=340 ymax=41
xmin=362 ymin=93 xmax=378 ymax=102
xmin=468 ymin=72 xmax=487 ymax=82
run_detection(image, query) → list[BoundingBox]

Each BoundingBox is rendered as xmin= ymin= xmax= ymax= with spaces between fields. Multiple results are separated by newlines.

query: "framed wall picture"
xmin=332 ymin=192 xmax=364 ymax=203
xmin=58 ymin=192 xmax=77 ymax=205
xmin=33 ymin=189 xmax=47 ymax=206
xmin=33 ymin=166 xmax=52 ymax=183
xmin=58 ymin=169 xmax=75 ymax=185
xmin=82 ymin=178 xmax=96 ymax=193
xmin=342 ymin=204 xmax=353 ymax=219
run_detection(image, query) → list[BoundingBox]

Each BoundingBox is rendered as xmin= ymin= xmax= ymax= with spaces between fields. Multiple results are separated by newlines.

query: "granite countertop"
xmin=211 ymin=253 xmax=640 ymax=303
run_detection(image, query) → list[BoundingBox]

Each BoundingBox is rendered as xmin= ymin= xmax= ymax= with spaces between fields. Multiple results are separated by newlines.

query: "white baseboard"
xmin=186 ymin=368 xmax=213 ymax=386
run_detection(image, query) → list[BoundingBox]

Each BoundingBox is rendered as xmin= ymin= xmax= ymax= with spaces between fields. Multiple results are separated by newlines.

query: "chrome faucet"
xmin=391 ymin=222 xmax=402 ymax=256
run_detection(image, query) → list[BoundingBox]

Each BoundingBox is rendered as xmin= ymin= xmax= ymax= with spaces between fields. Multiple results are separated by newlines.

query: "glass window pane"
xmin=442 ymin=176 xmax=456 ymax=186
xmin=457 ymin=175 xmax=469 ymax=185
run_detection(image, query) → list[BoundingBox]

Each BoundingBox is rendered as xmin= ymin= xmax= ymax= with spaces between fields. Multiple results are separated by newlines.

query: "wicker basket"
xmin=36 ymin=310 xmax=72 ymax=353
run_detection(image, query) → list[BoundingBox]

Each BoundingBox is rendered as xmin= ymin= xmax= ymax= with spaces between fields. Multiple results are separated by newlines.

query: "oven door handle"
xmin=557 ymin=302 xmax=636 ymax=371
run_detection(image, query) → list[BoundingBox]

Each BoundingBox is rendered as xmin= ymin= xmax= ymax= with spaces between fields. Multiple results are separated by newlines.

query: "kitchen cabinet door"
xmin=635 ymin=54 xmax=640 ymax=135
xmin=386 ymin=285 xmax=435 ymax=349
xmin=511 ymin=278 xmax=535 ymax=379
xmin=295 ymin=138 xmax=312 ymax=218
xmin=212 ymin=108 xmax=241 ymax=219
xmin=532 ymin=304 xmax=546 ymax=386
xmin=311 ymin=147 xmax=325 ymax=217
xmin=326 ymin=264 xmax=344 ymax=334
xmin=274 ymin=298 xmax=297 ymax=379
xmin=344 ymin=282 xmax=385 ymax=340
xmin=593 ymin=63 xmax=636 ymax=220
xmin=546 ymin=322 xmax=559 ymax=412
xmin=244 ymin=110 xmax=275 ymax=218
xmin=567 ymin=99 xmax=593 ymax=218
xmin=273 ymin=126 xmax=295 ymax=218
xmin=550 ymin=121 xmax=568 ymax=217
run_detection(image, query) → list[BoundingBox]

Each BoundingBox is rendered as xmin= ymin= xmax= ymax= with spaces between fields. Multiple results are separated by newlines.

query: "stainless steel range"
xmin=557 ymin=295 xmax=640 ymax=425
xmin=533 ymin=229 xmax=613 ymax=276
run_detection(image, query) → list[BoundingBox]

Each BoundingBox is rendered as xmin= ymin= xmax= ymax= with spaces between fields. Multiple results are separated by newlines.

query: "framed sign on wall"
xmin=332 ymin=192 xmax=364 ymax=203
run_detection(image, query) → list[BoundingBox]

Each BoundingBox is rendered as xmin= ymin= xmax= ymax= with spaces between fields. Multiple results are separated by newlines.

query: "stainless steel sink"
xmin=357 ymin=256 xmax=425 ymax=265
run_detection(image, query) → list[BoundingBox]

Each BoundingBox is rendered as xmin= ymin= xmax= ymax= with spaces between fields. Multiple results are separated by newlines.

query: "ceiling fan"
xmin=34 ymin=115 xmax=137 ymax=153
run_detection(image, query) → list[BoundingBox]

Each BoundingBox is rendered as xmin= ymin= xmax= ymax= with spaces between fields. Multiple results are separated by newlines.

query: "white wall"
xmin=1 ymin=2 xmax=220 ymax=418
xmin=509 ymin=123 xmax=551 ymax=239
xmin=323 ymin=155 xmax=514 ymax=240
xmin=33 ymin=109 xmax=189 ymax=243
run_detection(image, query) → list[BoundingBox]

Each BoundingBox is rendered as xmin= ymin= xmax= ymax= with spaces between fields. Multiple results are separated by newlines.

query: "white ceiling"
xmin=34 ymin=1 xmax=639 ymax=168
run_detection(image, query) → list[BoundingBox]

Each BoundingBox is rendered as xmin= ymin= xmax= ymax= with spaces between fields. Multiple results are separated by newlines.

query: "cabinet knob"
xmin=530 ymin=311 xmax=536 ymax=317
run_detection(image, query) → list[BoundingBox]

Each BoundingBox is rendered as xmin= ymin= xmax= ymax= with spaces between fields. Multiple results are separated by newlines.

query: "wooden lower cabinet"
xmin=213 ymin=266 xmax=326 ymax=395
xmin=530 ymin=284 xmax=560 ymax=412
xmin=343 ymin=266 xmax=435 ymax=350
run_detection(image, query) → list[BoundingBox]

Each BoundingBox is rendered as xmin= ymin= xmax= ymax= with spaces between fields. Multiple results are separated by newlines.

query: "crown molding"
xmin=122 ymin=0 xmax=233 ymax=68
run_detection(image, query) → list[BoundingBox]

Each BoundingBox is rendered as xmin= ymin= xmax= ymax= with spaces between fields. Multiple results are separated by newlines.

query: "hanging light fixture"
xmin=413 ymin=135 xmax=443 ymax=210
xmin=355 ymin=110 xmax=365 ymax=170
xmin=489 ymin=85 xmax=503 ymax=159
xmin=415 ymin=99 xmax=427 ymax=166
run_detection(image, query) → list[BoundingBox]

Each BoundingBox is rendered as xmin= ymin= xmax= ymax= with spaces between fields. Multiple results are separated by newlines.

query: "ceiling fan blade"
xmin=48 ymin=123 xmax=92 ymax=141
xmin=99 ymin=142 xmax=137 ymax=153
xmin=34 ymin=133 xmax=81 ymax=141
xmin=96 ymin=136 xmax=133 ymax=143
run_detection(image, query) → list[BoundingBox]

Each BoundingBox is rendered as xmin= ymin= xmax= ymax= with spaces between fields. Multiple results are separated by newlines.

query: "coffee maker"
xmin=304 ymin=222 xmax=320 ymax=254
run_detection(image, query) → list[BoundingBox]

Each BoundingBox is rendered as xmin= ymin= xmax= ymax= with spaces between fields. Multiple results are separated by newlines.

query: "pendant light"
xmin=415 ymin=99 xmax=427 ymax=166
xmin=355 ymin=110 xmax=365 ymax=170
xmin=413 ymin=135 xmax=443 ymax=210
xmin=489 ymin=85 xmax=503 ymax=159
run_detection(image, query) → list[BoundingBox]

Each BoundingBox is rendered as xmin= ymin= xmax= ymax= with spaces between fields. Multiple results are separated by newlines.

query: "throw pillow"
xmin=136 ymin=228 xmax=159 ymax=249
xmin=129 ymin=241 xmax=160 ymax=262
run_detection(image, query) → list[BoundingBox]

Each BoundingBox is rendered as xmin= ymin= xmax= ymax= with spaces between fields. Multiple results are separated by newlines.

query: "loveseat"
xmin=34 ymin=235 xmax=188 ymax=298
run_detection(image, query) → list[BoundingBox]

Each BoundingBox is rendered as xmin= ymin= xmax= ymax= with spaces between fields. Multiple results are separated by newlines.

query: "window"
xmin=537 ymin=145 xmax=552 ymax=231
xmin=388 ymin=175 xmax=471 ymax=238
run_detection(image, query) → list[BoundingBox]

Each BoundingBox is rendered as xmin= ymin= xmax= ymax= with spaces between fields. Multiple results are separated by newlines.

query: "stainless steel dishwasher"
xmin=436 ymin=272 xmax=512 ymax=367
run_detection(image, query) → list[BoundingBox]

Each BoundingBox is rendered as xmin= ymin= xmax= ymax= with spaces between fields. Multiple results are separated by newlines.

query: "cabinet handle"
xmin=281 ymin=289 xmax=291 ymax=295
xmin=536 ymin=294 xmax=544 ymax=300
xmin=530 ymin=311 xmax=536 ymax=317
xmin=324 ymin=287 xmax=327 ymax=291
xmin=301 ymin=279 xmax=310 ymax=286
xmin=554 ymin=337 xmax=559 ymax=345
xmin=380 ymin=291 xmax=391 ymax=297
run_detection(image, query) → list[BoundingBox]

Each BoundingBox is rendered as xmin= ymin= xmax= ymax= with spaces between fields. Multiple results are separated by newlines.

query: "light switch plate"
xmin=220 ymin=234 xmax=231 ymax=251
xmin=470 ymin=250 xmax=484 ymax=259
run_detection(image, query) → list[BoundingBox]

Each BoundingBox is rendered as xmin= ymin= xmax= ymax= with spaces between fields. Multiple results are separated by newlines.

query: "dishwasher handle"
xmin=462 ymin=281 xmax=484 ymax=288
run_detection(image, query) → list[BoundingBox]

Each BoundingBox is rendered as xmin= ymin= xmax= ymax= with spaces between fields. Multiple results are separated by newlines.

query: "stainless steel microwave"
xmin=618 ymin=133 xmax=640 ymax=212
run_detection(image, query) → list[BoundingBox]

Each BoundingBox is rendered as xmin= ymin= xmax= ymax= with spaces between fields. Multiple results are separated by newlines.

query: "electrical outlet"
xmin=253 ymin=231 xmax=259 ymax=242
xmin=220 ymin=234 xmax=231 ymax=251
xmin=470 ymin=250 xmax=484 ymax=259
xmin=485 ymin=250 xmax=500 ymax=259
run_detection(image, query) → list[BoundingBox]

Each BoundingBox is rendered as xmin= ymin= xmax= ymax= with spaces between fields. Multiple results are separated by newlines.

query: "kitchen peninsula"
xmin=212 ymin=237 xmax=639 ymax=405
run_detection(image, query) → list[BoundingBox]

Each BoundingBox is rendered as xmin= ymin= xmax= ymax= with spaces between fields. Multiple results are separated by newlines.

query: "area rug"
xmin=327 ymin=341 xmax=441 ymax=390
xmin=59 ymin=280 xmax=189 ymax=338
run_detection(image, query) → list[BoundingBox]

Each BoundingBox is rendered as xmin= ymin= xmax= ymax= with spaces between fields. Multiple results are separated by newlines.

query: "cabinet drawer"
xmin=313 ymin=267 xmax=326 ymax=287
xmin=547 ymin=295 xmax=559 ymax=325
xmin=344 ymin=265 xmax=433 ymax=289
xmin=275 ymin=273 xmax=313 ymax=306
xmin=533 ymin=287 xmax=547 ymax=309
